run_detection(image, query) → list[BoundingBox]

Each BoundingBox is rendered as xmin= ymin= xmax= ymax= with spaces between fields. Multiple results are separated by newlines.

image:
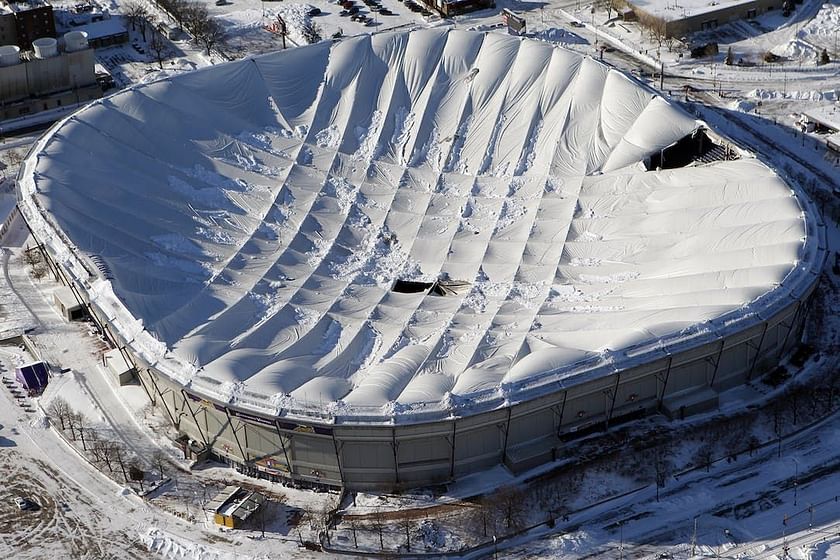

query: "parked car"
xmin=570 ymin=20 xmax=585 ymax=27
xmin=307 ymin=7 xmax=322 ymax=15
xmin=14 ymin=496 xmax=29 ymax=510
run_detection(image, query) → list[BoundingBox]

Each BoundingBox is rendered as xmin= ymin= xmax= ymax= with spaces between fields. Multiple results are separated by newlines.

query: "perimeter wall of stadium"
xmin=41 ymin=244 xmax=819 ymax=491
xmin=132 ymin=289 xmax=816 ymax=491
xmin=18 ymin=159 xmax=826 ymax=492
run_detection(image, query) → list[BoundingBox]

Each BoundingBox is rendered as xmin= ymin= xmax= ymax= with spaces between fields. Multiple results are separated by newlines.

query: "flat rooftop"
xmin=628 ymin=0 xmax=757 ymax=22
xmin=802 ymin=103 xmax=840 ymax=132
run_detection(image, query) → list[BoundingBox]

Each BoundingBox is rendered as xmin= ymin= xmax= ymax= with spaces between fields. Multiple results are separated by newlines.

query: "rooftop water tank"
xmin=64 ymin=31 xmax=88 ymax=53
xmin=0 ymin=45 xmax=20 ymax=66
xmin=32 ymin=37 xmax=58 ymax=59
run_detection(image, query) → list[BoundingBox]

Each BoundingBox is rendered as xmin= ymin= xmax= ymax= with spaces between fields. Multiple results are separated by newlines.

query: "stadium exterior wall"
xmin=30 ymin=228 xmax=819 ymax=490
xmin=16 ymin=114 xmax=827 ymax=493
xmin=127 ymin=287 xmax=814 ymax=491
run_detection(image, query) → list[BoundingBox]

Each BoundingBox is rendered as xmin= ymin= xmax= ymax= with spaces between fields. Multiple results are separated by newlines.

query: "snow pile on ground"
xmin=28 ymin=412 xmax=49 ymax=429
xmin=748 ymin=88 xmax=840 ymax=101
xmin=771 ymin=2 xmax=840 ymax=60
xmin=804 ymin=540 xmax=840 ymax=559
xmin=144 ymin=528 xmax=264 ymax=560
xmin=772 ymin=37 xmax=819 ymax=60
xmin=217 ymin=4 xmax=317 ymax=45
xmin=729 ymin=99 xmax=757 ymax=113
xmin=531 ymin=27 xmax=588 ymax=45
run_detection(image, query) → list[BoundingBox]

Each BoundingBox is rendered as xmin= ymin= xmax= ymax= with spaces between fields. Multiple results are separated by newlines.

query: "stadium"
xmin=17 ymin=28 xmax=825 ymax=491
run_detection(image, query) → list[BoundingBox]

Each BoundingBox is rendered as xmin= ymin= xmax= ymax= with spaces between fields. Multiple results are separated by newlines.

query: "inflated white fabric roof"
xmin=22 ymin=29 xmax=811 ymax=420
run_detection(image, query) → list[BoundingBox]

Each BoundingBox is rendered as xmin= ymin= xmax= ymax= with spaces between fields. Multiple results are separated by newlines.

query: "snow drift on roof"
xmin=24 ymin=29 xmax=807 ymax=418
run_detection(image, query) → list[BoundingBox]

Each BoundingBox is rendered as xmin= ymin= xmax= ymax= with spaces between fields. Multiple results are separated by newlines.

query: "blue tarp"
xmin=15 ymin=362 xmax=49 ymax=393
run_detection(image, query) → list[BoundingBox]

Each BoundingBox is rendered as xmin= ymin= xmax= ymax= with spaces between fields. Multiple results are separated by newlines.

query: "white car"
xmin=14 ymin=496 xmax=29 ymax=510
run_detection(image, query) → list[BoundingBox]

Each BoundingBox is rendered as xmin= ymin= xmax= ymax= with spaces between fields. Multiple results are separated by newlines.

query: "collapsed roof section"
xmin=20 ymin=29 xmax=811 ymax=419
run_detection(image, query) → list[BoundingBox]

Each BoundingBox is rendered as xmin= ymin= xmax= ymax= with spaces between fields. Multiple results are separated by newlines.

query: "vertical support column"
xmin=746 ymin=321 xmax=770 ymax=381
xmin=557 ymin=391 xmax=567 ymax=433
xmin=605 ymin=373 xmax=621 ymax=428
xmin=391 ymin=427 xmax=400 ymax=486
xmin=656 ymin=355 xmax=673 ymax=411
xmin=449 ymin=420 xmax=457 ymax=479
xmin=500 ymin=407 xmax=512 ymax=465
xmin=273 ymin=421 xmax=295 ymax=482
xmin=223 ymin=409 xmax=248 ymax=462
xmin=331 ymin=431 xmax=346 ymax=489
xmin=707 ymin=338 xmax=726 ymax=388
xmin=778 ymin=300 xmax=804 ymax=358
xmin=181 ymin=391 xmax=210 ymax=447
xmin=145 ymin=371 xmax=179 ymax=428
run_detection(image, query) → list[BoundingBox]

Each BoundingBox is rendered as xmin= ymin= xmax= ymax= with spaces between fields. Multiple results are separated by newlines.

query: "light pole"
xmin=618 ymin=521 xmax=624 ymax=560
xmin=789 ymin=457 xmax=799 ymax=507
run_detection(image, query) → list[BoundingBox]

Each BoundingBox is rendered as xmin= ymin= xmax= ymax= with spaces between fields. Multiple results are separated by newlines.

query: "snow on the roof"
xmin=20 ymin=29 xmax=811 ymax=420
xmin=628 ymin=0 xmax=757 ymax=22
xmin=73 ymin=17 xmax=128 ymax=41
xmin=802 ymin=103 xmax=840 ymax=132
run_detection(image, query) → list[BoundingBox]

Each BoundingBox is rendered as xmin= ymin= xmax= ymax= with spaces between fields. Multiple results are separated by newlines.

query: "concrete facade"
xmin=123 ymin=287 xmax=814 ymax=490
xmin=0 ymin=47 xmax=100 ymax=120
xmin=28 ymin=236 xmax=818 ymax=491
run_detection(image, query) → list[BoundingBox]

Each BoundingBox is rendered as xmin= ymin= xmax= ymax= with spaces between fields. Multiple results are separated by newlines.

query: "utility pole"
xmin=619 ymin=521 xmax=624 ymax=560
xmin=690 ymin=517 xmax=697 ymax=555
xmin=659 ymin=60 xmax=664 ymax=90
xmin=277 ymin=15 xmax=287 ymax=49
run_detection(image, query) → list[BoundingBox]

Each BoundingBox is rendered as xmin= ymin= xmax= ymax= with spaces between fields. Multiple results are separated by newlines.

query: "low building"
xmin=53 ymin=286 xmax=85 ymax=321
xmin=627 ymin=0 xmax=781 ymax=37
xmin=15 ymin=361 xmax=49 ymax=395
xmin=103 ymin=348 xmax=135 ymax=386
xmin=0 ymin=31 xmax=101 ymax=122
xmin=799 ymin=104 xmax=840 ymax=154
xmin=207 ymin=486 xmax=267 ymax=529
xmin=72 ymin=17 xmax=128 ymax=49
xmin=418 ymin=0 xmax=495 ymax=17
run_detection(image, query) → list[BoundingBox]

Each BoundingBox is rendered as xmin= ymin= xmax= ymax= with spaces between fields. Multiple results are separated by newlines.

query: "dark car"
xmin=308 ymin=7 xmax=322 ymax=15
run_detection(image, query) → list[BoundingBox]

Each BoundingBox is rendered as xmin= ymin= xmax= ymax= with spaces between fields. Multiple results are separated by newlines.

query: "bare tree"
xmin=493 ymin=487 xmax=527 ymax=532
xmin=349 ymin=520 xmax=358 ymax=548
xmin=112 ymin=442 xmax=130 ymax=481
xmin=151 ymin=449 xmax=168 ymax=481
xmin=93 ymin=438 xmax=117 ymax=472
xmin=636 ymin=11 xmax=668 ymax=49
xmin=3 ymin=148 xmax=23 ymax=167
xmin=182 ymin=2 xmax=209 ymax=38
xmin=397 ymin=515 xmax=414 ymax=551
xmin=70 ymin=412 xmax=90 ymax=451
xmin=654 ymin=445 xmax=673 ymax=501
xmin=124 ymin=2 xmax=148 ymax=32
xmin=693 ymin=442 xmax=715 ymax=472
xmin=196 ymin=18 xmax=225 ymax=56
xmin=150 ymin=31 xmax=168 ymax=69
xmin=47 ymin=397 xmax=71 ymax=431
xmin=473 ymin=495 xmax=499 ymax=538
xmin=772 ymin=404 xmax=785 ymax=458
xmin=370 ymin=507 xmax=386 ymax=550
